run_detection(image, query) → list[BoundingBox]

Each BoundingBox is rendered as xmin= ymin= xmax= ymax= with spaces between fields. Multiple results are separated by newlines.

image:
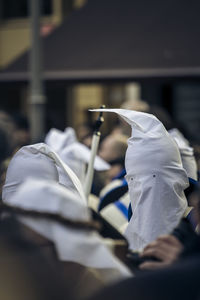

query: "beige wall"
xmin=72 ymin=84 xmax=105 ymax=128
xmin=0 ymin=21 xmax=30 ymax=68
xmin=0 ymin=0 xmax=88 ymax=69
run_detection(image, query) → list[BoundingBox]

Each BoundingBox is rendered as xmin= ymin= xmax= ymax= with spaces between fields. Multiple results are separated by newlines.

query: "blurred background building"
xmin=0 ymin=0 xmax=200 ymax=142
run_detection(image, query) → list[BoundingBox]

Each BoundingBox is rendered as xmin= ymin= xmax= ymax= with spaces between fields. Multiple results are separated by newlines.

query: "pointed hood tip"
xmin=89 ymin=108 xmax=163 ymax=133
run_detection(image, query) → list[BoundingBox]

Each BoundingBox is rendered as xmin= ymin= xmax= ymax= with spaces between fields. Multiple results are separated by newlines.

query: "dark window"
xmin=0 ymin=0 xmax=53 ymax=19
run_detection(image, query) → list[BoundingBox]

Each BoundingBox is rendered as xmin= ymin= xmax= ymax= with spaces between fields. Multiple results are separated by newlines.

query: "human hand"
xmin=139 ymin=235 xmax=183 ymax=270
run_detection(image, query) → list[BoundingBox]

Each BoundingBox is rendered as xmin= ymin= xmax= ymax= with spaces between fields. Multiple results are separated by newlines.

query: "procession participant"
xmin=90 ymin=108 xmax=189 ymax=251
xmin=45 ymin=127 xmax=110 ymax=209
xmin=45 ymin=127 xmax=110 ymax=183
xmin=2 ymin=178 xmax=132 ymax=299
xmin=2 ymin=143 xmax=87 ymax=204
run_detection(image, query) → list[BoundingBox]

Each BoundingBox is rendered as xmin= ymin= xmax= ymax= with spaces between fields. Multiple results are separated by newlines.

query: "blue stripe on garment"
xmin=114 ymin=201 xmax=129 ymax=219
xmin=98 ymin=178 xmax=128 ymax=211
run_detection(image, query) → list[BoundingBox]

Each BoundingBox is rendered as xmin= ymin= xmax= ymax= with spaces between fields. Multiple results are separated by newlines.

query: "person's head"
xmin=99 ymin=134 xmax=128 ymax=164
xmin=99 ymin=134 xmax=128 ymax=183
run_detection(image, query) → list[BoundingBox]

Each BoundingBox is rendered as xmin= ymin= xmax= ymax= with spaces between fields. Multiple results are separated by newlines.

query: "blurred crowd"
xmin=0 ymin=99 xmax=200 ymax=300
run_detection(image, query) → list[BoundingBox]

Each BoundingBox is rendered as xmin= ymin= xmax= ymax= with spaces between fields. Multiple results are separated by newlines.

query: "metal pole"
xmin=84 ymin=106 xmax=105 ymax=200
xmin=29 ymin=0 xmax=46 ymax=142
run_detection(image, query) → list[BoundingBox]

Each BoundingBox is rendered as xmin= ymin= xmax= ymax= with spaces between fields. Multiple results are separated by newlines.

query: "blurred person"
xmin=44 ymin=127 xmax=110 ymax=210
xmin=2 ymin=178 xmax=132 ymax=299
xmin=45 ymin=127 xmax=110 ymax=185
xmin=98 ymin=133 xmax=128 ymax=186
xmin=97 ymin=133 xmax=129 ymax=217
xmin=2 ymin=141 xmax=125 ymax=238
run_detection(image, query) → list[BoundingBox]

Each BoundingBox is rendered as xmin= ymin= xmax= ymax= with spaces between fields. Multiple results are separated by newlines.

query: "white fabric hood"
xmin=45 ymin=127 xmax=110 ymax=183
xmin=3 ymin=179 xmax=132 ymax=282
xmin=90 ymin=109 xmax=189 ymax=251
xmin=45 ymin=127 xmax=77 ymax=152
xmin=2 ymin=143 xmax=86 ymax=204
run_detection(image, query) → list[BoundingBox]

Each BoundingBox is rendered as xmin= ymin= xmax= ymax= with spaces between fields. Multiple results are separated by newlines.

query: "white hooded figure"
xmin=45 ymin=127 xmax=110 ymax=184
xmin=3 ymin=178 xmax=132 ymax=283
xmin=45 ymin=127 xmax=77 ymax=153
xmin=168 ymin=128 xmax=198 ymax=181
xmin=90 ymin=109 xmax=189 ymax=251
xmin=2 ymin=143 xmax=87 ymax=204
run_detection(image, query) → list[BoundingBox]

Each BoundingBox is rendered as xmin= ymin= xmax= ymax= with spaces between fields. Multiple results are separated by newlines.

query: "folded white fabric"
xmin=2 ymin=143 xmax=86 ymax=204
xmin=45 ymin=127 xmax=110 ymax=183
xmin=3 ymin=178 xmax=132 ymax=282
xmin=45 ymin=127 xmax=77 ymax=153
xmin=90 ymin=109 xmax=189 ymax=251
xmin=169 ymin=128 xmax=198 ymax=180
